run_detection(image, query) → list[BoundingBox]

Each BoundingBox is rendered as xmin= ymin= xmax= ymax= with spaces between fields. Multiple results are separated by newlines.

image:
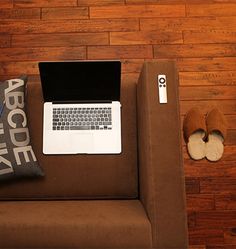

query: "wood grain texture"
xmin=14 ymin=0 xmax=77 ymax=7
xmin=42 ymin=7 xmax=89 ymax=20
xmin=0 ymin=19 xmax=139 ymax=34
xmin=154 ymin=44 xmax=236 ymax=58
xmin=110 ymin=31 xmax=183 ymax=45
xmin=140 ymin=16 xmax=236 ymax=31
xmin=0 ymin=8 xmax=40 ymax=19
xmin=1 ymin=1 xmax=236 ymax=248
xmin=90 ymin=4 xmax=186 ymax=18
xmin=0 ymin=35 xmax=11 ymax=48
xmin=87 ymin=45 xmax=153 ymax=59
xmin=184 ymin=30 xmax=236 ymax=44
xmin=1 ymin=0 xmax=13 ymax=8
xmin=77 ymin=0 xmax=124 ymax=5
xmin=12 ymin=33 xmax=109 ymax=47
xmin=186 ymin=3 xmax=236 ymax=16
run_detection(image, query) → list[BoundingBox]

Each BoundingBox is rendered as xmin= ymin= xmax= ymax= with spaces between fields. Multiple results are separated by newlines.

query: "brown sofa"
xmin=0 ymin=60 xmax=188 ymax=249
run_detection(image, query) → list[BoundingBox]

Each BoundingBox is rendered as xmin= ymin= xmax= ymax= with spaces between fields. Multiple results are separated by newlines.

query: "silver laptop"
xmin=39 ymin=61 xmax=122 ymax=154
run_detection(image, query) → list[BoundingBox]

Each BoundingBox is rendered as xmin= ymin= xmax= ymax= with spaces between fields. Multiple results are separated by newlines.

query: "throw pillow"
xmin=0 ymin=76 xmax=44 ymax=181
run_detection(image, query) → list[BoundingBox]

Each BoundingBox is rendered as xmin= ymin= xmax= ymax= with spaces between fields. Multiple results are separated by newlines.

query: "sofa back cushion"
xmin=0 ymin=80 xmax=138 ymax=200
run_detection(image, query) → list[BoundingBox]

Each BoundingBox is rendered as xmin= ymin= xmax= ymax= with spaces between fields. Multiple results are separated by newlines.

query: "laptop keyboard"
xmin=52 ymin=107 xmax=112 ymax=131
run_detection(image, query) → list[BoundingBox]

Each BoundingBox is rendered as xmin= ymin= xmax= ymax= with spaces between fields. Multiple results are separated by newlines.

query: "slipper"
xmin=205 ymin=108 xmax=227 ymax=162
xmin=183 ymin=107 xmax=207 ymax=160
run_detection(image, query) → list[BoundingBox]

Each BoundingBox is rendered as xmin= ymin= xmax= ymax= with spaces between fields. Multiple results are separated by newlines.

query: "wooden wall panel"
xmin=90 ymin=4 xmax=186 ymax=18
xmin=110 ymin=31 xmax=183 ymax=45
xmin=0 ymin=19 xmax=139 ymax=34
xmin=78 ymin=0 xmax=124 ymax=5
xmin=1 ymin=1 xmax=236 ymax=248
xmin=41 ymin=7 xmax=89 ymax=20
xmin=0 ymin=35 xmax=11 ymax=48
xmin=186 ymin=3 xmax=236 ymax=16
xmin=154 ymin=44 xmax=236 ymax=58
xmin=140 ymin=17 xmax=236 ymax=31
xmin=0 ymin=8 xmax=40 ymax=19
xmin=87 ymin=46 xmax=153 ymax=59
xmin=183 ymin=30 xmax=236 ymax=44
xmin=12 ymin=33 xmax=109 ymax=47
xmin=1 ymin=0 xmax=13 ymax=8
xmin=14 ymin=0 xmax=77 ymax=7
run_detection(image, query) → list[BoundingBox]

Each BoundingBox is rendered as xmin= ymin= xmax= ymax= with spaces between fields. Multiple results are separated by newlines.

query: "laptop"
xmin=39 ymin=61 xmax=122 ymax=155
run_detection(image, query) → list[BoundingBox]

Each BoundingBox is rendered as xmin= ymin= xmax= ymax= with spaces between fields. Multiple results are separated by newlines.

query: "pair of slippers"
xmin=183 ymin=108 xmax=227 ymax=161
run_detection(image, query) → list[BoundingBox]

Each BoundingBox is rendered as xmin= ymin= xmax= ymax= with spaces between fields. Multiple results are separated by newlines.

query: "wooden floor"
xmin=1 ymin=0 xmax=236 ymax=248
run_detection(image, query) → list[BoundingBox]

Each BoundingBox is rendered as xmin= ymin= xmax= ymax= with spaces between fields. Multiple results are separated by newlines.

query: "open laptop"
xmin=39 ymin=61 xmax=122 ymax=154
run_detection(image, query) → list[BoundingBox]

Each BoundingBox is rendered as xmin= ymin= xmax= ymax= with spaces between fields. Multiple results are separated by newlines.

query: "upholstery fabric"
xmin=137 ymin=61 xmax=188 ymax=249
xmin=0 ymin=80 xmax=138 ymax=199
xmin=0 ymin=77 xmax=43 ymax=181
xmin=0 ymin=200 xmax=152 ymax=248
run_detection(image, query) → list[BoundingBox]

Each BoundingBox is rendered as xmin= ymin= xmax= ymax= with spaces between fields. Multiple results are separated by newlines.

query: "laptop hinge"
xmin=52 ymin=100 xmax=113 ymax=104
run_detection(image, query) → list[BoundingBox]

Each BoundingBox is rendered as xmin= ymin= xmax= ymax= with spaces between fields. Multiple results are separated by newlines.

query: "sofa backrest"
xmin=0 ymin=80 xmax=138 ymax=200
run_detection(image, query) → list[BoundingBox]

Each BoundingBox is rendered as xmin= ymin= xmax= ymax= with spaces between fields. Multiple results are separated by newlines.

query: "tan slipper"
xmin=183 ymin=107 xmax=207 ymax=160
xmin=205 ymin=108 xmax=227 ymax=162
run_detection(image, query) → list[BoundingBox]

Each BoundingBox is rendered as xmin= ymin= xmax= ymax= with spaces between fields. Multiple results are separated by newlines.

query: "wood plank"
xmin=184 ymin=30 xmax=236 ymax=44
xmin=1 ymin=0 xmax=13 ymax=8
xmin=215 ymin=194 xmax=236 ymax=210
xmin=0 ymin=19 xmax=139 ymax=34
xmin=185 ymin=177 xmax=200 ymax=194
xmin=177 ymin=57 xmax=236 ymax=72
xmin=0 ymin=61 xmax=39 ymax=75
xmin=223 ymin=146 xmax=236 ymax=161
xmin=90 ymin=4 xmax=185 ymax=18
xmin=196 ymin=211 xmax=236 ymax=228
xmin=14 ymin=0 xmax=77 ymax=7
xmin=201 ymin=178 xmax=236 ymax=194
xmin=180 ymin=100 xmax=236 ymax=115
xmin=77 ymin=0 xmax=124 ymax=5
xmin=179 ymin=86 xmax=236 ymax=101
xmin=126 ymin=0 xmax=186 ymax=3
xmin=186 ymin=0 xmax=236 ymax=2
xmin=224 ymin=228 xmax=236 ymax=245
xmin=0 ymin=35 xmax=11 ymax=48
xmin=188 ymin=228 xmax=224 ymax=245
xmin=186 ymin=3 xmax=236 ymax=17
xmin=154 ymin=44 xmax=236 ymax=58
xmin=188 ymin=211 xmax=197 ymax=228
xmin=189 ymin=246 xmax=206 ymax=249
xmin=140 ymin=17 xmax=236 ymax=31
xmin=12 ymin=33 xmax=109 ymax=47
xmin=42 ymin=7 xmax=88 ymax=20
xmin=179 ymin=71 xmax=236 ymax=86
xmin=110 ymin=31 xmax=183 ymax=45
xmin=187 ymin=194 xmax=215 ymax=211
xmin=184 ymin=159 xmax=236 ymax=178
xmin=87 ymin=45 xmax=153 ymax=59
xmin=222 ymin=129 xmax=235 ymax=145
xmin=207 ymin=245 xmax=236 ymax=249
xmin=0 ymin=8 xmax=40 ymax=19
xmin=0 ymin=47 xmax=86 ymax=61
xmin=120 ymin=57 xmax=236 ymax=75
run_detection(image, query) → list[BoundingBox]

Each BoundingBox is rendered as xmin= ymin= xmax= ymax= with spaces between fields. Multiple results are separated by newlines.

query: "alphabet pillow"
xmin=0 ymin=76 xmax=44 ymax=181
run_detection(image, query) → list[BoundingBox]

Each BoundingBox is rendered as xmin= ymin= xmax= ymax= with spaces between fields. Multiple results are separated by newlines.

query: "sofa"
xmin=0 ymin=60 xmax=188 ymax=249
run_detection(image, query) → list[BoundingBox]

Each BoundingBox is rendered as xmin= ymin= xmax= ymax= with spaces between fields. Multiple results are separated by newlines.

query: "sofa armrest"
xmin=137 ymin=60 xmax=188 ymax=249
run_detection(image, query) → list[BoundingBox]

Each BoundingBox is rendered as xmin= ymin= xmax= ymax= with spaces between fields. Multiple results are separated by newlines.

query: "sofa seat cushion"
xmin=0 ymin=80 xmax=138 ymax=199
xmin=0 ymin=200 xmax=152 ymax=248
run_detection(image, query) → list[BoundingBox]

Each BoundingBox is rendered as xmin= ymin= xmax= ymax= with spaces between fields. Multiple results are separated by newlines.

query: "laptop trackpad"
xmin=70 ymin=133 xmax=94 ymax=153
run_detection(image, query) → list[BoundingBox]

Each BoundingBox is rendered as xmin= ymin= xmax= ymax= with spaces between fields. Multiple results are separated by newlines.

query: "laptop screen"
xmin=39 ymin=61 xmax=121 ymax=102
